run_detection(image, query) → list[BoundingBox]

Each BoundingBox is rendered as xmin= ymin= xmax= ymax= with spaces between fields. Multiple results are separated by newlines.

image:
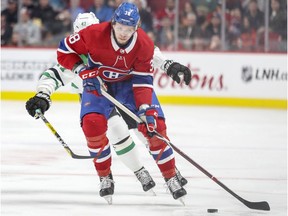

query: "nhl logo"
xmin=242 ymin=66 xmax=253 ymax=82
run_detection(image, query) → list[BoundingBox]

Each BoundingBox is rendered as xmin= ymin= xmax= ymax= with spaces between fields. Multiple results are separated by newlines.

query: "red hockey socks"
xmin=82 ymin=113 xmax=111 ymax=177
xmin=146 ymin=119 xmax=176 ymax=179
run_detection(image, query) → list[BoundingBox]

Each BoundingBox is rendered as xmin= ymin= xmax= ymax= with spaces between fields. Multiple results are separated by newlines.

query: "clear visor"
xmin=113 ymin=22 xmax=136 ymax=37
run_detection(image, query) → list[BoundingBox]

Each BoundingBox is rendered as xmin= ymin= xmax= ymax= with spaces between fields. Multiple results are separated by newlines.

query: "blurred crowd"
xmin=1 ymin=0 xmax=287 ymax=52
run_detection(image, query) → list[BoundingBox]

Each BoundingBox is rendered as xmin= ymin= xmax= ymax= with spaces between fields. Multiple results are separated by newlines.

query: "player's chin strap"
xmin=100 ymin=86 xmax=270 ymax=211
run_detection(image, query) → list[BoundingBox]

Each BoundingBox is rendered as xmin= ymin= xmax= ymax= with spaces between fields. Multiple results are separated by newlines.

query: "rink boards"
xmin=1 ymin=48 xmax=287 ymax=109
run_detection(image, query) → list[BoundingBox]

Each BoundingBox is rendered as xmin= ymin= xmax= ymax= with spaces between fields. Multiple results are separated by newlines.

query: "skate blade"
xmin=147 ymin=188 xmax=156 ymax=196
xmin=103 ymin=195 xmax=113 ymax=205
xmin=178 ymin=196 xmax=186 ymax=206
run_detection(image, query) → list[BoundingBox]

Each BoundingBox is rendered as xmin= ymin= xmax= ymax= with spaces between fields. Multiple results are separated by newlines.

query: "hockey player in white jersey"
xmin=26 ymin=12 xmax=191 ymax=204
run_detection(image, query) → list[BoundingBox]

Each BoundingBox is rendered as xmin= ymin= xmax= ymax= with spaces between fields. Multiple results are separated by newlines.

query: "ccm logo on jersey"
xmin=80 ymin=71 xmax=99 ymax=79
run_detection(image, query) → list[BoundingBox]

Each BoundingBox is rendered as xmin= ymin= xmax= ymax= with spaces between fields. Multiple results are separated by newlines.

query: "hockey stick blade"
xmin=169 ymin=142 xmax=270 ymax=211
xmin=35 ymin=109 xmax=94 ymax=159
xmin=63 ymin=146 xmax=94 ymax=159
xmin=100 ymin=89 xmax=270 ymax=211
xmin=242 ymin=200 xmax=270 ymax=211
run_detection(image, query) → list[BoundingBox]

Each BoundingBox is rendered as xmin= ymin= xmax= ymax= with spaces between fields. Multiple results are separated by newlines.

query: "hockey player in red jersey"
xmin=26 ymin=12 xmax=158 ymax=200
xmin=57 ymin=3 xmax=188 ymax=203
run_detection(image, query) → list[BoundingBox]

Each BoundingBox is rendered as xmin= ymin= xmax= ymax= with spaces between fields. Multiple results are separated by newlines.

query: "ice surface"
xmin=1 ymin=101 xmax=287 ymax=216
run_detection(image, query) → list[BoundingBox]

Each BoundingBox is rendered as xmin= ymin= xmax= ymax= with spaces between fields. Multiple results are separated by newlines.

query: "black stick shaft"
xmin=100 ymin=90 xmax=270 ymax=211
xmin=169 ymin=143 xmax=243 ymax=199
xmin=36 ymin=110 xmax=93 ymax=159
xmin=168 ymin=142 xmax=270 ymax=211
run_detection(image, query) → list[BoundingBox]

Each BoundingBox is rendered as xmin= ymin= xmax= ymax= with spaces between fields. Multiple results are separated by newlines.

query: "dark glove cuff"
xmin=36 ymin=92 xmax=52 ymax=109
xmin=162 ymin=60 xmax=174 ymax=74
xmin=72 ymin=61 xmax=85 ymax=74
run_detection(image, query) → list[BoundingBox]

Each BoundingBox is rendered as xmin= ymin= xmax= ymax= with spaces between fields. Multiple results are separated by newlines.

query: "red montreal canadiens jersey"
xmin=57 ymin=22 xmax=155 ymax=107
xmin=57 ymin=22 xmax=154 ymax=78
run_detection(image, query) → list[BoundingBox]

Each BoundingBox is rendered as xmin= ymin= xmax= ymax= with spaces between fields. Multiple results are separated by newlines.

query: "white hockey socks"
xmin=107 ymin=114 xmax=143 ymax=172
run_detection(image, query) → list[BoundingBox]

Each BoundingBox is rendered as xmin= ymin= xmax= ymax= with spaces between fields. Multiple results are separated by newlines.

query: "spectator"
xmin=21 ymin=0 xmax=36 ymax=15
xmin=242 ymin=0 xmax=265 ymax=12
xmin=228 ymin=7 xmax=242 ymax=50
xmin=192 ymin=36 xmax=206 ymax=50
xmin=226 ymin=0 xmax=243 ymax=12
xmin=129 ymin=0 xmax=153 ymax=32
xmin=178 ymin=12 xmax=201 ymax=50
xmin=237 ymin=16 xmax=257 ymax=51
xmin=204 ymin=13 xmax=221 ymax=40
xmin=1 ymin=14 xmax=13 ymax=45
xmin=154 ymin=0 xmax=175 ymax=30
xmin=146 ymin=30 xmax=156 ymax=43
xmin=10 ymin=30 xmax=21 ymax=46
xmin=195 ymin=4 xmax=209 ymax=29
xmin=79 ymin=0 xmax=94 ymax=11
xmin=208 ymin=35 xmax=221 ymax=50
xmin=250 ymin=0 xmax=286 ymax=52
xmin=108 ymin=0 xmax=123 ymax=10
xmin=154 ymin=0 xmax=175 ymax=49
xmin=49 ymin=0 xmax=69 ymax=12
xmin=43 ymin=9 xmax=72 ymax=46
xmin=156 ymin=16 xmax=174 ymax=50
xmin=228 ymin=7 xmax=242 ymax=38
xmin=1 ymin=0 xmax=18 ymax=27
xmin=193 ymin=0 xmax=218 ymax=12
xmin=269 ymin=0 xmax=287 ymax=41
xmin=70 ymin=0 xmax=85 ymax=22
xmin=12 ymin=8 xmax=41 ymax=46
xmin=89 ymin=0 xmax=114 ymax=23
xmin=206 ymin=1 xmax=231 ymax=26
xmin=244 ymin=0 xmax=264 ymax=31
xmin=180 ymin=1 xmax=197 ymax=22
xmin=56 ymin=9 xmax=72 ymax=35
xmin=204 ymin=13 xmax=223 ymax=50
xmin=228 ymin=8 xmax=242 ymax=36
xmin=31 ymin=0 xmax=59 ymax=40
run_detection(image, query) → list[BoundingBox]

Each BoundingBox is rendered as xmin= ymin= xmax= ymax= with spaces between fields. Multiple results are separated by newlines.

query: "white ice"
xmin=1 ymin=101 xmax=287 ymax=216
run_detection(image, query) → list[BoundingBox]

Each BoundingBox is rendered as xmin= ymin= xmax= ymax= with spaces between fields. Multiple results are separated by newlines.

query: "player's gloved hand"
xmin=83 ymin=76 xmax=106 ymax=96
xmin=78 ymin=65 xmax=99 ymax=79
xmin=72 ymin=62 xmax=98 ymax=76
xmin=25 ymin=92 xmax=51 ymax=118
xmin=78 ymin=65 xmax=106 ymax=96
xmin=162 ymin=60 xmax=192 ymax=85
xmin=137 ymin=105 xmax=158 ymax=136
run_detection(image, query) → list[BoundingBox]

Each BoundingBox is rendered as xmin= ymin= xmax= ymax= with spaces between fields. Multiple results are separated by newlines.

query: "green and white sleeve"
xmin=36 ymin=63 xmax=77 ymax=95
xmin=153 ymin=46 xmax=168 ymax=70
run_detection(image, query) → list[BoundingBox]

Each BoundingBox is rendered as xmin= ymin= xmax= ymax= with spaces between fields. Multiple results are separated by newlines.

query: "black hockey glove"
xmin=25 ymin=92 xmax=51 ymax=118
xmin=163 ymin=60 xmax=192 ymax=85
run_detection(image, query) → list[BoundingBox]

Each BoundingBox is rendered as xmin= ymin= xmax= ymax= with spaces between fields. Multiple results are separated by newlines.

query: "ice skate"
xmin=134 ymin=167 xmax=156 ymax=195
xmin=165 ymin=175 xmax=187 ymax=205
xmin=99 ymin=173 xmax=114 ymax=205
xmin=176 ymin=169 xmax=188 ymax=186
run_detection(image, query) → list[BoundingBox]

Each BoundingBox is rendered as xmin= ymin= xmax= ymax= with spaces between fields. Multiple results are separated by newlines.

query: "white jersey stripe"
xmin=150 ymin=146 xmax=170 ymax=155
xmin=132 ymin=84 xmax=153 ymax=88
xmin=94 ymin=154 xmax=111 ymax=163
xmin=88 ymin=143 xmax=110 ymax=154
xmin=130 ymin=71 xmax=153 ymax=76
xmin=156 ymin=154 xmax=175 ymax=165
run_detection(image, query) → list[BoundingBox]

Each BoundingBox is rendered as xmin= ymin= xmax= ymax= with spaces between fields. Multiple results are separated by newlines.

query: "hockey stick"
xmin=35 ymin=109 xmax=94 ymax=159
xmin=100 ymin=89 xmax=270 ymax=211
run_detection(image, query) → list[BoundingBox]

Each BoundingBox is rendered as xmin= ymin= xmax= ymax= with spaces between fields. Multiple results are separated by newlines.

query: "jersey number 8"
xmin=69 ymin=33 xmax=81 ymax=44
